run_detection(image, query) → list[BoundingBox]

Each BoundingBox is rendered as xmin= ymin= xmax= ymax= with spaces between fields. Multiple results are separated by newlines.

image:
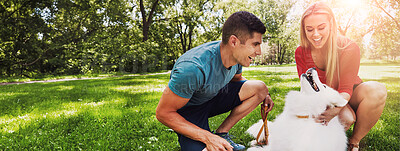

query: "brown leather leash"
xmin=256 ymin=102 xmax=269 ymax=145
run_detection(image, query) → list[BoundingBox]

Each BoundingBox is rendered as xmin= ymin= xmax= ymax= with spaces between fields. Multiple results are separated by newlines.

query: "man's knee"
xmin=252 ymin=80 xmax=268 ymax=92
xmin=246 ymin=80 xmax=268 ymax=100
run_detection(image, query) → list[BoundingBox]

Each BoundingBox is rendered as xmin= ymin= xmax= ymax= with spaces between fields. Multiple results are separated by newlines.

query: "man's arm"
xmin=230 ymin=73 xmax=247 ymax=82
xmin=156 ymin=86 xmax=233 ymax=151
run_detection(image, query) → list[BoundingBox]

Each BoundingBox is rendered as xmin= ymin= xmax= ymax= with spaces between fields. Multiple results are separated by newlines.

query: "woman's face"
xmin=303 ymin=14 xmax=331 ymax=49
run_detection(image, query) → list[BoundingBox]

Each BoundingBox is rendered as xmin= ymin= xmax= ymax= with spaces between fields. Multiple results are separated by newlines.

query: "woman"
xmin=295 ymin=2 xmax=387 ymax=151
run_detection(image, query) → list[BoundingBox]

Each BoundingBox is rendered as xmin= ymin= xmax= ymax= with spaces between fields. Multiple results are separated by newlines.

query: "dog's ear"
xmin=327 ymin=87 xmax=347 ymax=107
xmin=332 ymin=97 xmax=347 ymax=107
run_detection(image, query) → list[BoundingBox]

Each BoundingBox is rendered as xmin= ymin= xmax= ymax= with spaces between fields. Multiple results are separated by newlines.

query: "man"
xmin=156 ymin=11 xmax=274 ymax=151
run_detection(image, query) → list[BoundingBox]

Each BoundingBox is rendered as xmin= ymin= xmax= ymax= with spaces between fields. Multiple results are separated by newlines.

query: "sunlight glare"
xmin=340 ymin=0 xmax=364 ymax=8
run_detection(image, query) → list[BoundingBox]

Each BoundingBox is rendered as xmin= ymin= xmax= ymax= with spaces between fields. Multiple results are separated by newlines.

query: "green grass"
xmin=0 ymin=70 xmax=170 ymax=83
xmin=0 ymin=64 xmax=398 ymax=150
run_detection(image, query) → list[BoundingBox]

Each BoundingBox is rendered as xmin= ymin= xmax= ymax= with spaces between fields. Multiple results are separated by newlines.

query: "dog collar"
xmin=296 ymin=115 xmax=310 ymax=119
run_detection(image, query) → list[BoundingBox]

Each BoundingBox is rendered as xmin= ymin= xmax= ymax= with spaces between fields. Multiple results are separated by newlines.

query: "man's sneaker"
xmin=215 ymin=132 xmax=245 ymax=151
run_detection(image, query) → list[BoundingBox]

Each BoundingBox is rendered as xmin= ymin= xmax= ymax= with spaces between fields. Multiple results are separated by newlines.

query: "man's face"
xmin=232 ymin=32 xmax=263 ymax=67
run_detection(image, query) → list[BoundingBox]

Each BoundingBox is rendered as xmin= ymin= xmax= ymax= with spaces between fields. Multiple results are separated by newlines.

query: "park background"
xmin=1 ymin=0 xmax=399 ymax=150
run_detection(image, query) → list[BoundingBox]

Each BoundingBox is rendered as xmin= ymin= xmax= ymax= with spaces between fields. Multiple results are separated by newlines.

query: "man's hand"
xmin=202 ymin=133 xmax=233 ymax=151
xmin=315 ymin=106 xmax=343 ymax=126
xmin=261 ymin=94 xmax=274 ymax=120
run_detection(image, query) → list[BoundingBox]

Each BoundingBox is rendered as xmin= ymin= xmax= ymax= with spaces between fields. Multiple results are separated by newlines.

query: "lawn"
xmin=0 ymin=64 xmax=399 ymax=150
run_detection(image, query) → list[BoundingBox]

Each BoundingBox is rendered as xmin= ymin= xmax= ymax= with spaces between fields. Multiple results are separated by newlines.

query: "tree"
xmin=373 ymin=0 xmax=400 ymax=30
xmin=370 ymin=19 xmax=400 ymax=60
xmin=0 ymin=0 xmax=134 ymax=77
xmin=255 ymin=0 xmax=298 ymax=65
xmin=215 ymin=0 xmax=255 ymax=18
xmin=0 ymin=0 xmax=53 ymax=77
xmin=168 ymin=0 xmax=220 ymax=53
xmin=339 ymin=0 xmax=400 ymax=60
xmin=139 ymin=0 xmax=160 ymax=42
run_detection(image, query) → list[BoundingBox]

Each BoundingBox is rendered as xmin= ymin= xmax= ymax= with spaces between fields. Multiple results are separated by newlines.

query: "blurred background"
xmin=1 ymin=0 xmax=399 ymax=78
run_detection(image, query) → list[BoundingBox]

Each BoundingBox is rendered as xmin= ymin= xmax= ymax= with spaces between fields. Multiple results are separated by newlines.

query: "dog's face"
xmin=300 ymin=67 xmax=325 ymax=94
xmin=284 ymin=68 xmax=347 ymax=117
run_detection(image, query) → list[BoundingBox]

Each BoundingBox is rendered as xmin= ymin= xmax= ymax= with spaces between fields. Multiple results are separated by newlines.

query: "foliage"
xmin=255 ymin=0 xmax=299 ymax=65
xmin=367 ymin=0 xmax=400 ymax=60
xmin=1 ymin=0 xmax=131 ymax=77
xmin=330 ymin=0 xmax=400 ymax=60
xmin=1 ymin=0 xmax=398 ymax=78
xmin=0 ymin=0 xmax=53 ymax=77
xmin=167 ymin=0 xmax=221 ymax=53
xmin=370 ymin=22 xmax=400 ymax=60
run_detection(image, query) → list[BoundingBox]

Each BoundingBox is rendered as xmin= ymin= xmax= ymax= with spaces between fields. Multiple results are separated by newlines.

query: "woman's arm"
xmin=338 ymin=42 xmax=361 ymax=97
xmin=315 ymin=91 xmax=351 ymax=126
xmin=295 ymin=47 xmax=308 ymax=78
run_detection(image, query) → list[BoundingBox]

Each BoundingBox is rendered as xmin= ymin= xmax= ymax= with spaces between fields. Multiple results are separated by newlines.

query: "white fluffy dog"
xmin=246 ymin=68 xmax=348 ymax=151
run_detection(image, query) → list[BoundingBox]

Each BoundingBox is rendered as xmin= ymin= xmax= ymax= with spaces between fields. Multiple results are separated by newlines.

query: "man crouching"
xmin=156 ymin=11 xmax=274 ymax=151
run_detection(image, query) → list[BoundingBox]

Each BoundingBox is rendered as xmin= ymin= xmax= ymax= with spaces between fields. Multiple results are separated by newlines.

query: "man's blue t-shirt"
xmin=168 ymin=41 xmax=242 ymax=107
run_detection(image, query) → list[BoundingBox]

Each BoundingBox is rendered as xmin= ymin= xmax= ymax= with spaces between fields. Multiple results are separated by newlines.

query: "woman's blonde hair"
xmin=300 ymin=2 xmax=350 ymax=86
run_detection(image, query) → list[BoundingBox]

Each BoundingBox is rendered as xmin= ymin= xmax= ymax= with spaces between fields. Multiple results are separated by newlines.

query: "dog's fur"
xmin=246 ymin=68 xmax=348 ymax=151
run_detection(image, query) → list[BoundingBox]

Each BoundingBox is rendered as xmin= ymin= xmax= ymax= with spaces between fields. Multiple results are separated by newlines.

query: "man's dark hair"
xmin=221 ymin=11 xmax=266 ymax=44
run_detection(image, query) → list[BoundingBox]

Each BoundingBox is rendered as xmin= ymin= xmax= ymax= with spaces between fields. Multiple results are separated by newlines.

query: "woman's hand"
xmin=315 ymin=106 xmax=343 ymax=126
xmin=316 ymin=92 xmax=349 ymax=125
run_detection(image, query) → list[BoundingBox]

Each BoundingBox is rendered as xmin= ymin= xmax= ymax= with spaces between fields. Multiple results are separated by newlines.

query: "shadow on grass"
xmin=1 ymin=108 xmax=178 ymax=150
xmin=0 ymin=73 xmax=178 ymax=150
xmin=0 ymin=74 xmax=170 ymax=116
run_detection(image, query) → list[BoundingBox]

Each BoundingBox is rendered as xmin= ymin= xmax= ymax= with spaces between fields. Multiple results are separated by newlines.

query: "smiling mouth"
xmin=306 ymin=70 xmax=320 ymax=92
xmin=248 ymin=56 xmax=253 ymax=60
xmin=313 ymin=37 xmax=322 ymax=42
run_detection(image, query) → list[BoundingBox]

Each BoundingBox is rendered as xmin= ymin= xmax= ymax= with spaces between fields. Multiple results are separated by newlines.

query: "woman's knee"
xmin=360 ymin=81 xmax=387 ymax=105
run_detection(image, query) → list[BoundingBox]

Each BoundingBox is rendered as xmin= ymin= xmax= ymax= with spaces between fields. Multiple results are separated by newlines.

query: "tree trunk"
xmin=139 ymin=0 xmax=160 ymax=42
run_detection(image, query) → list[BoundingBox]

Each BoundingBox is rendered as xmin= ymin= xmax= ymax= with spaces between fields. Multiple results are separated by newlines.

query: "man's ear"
xmin=229 ymin=35 xmax=239 ymax=47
